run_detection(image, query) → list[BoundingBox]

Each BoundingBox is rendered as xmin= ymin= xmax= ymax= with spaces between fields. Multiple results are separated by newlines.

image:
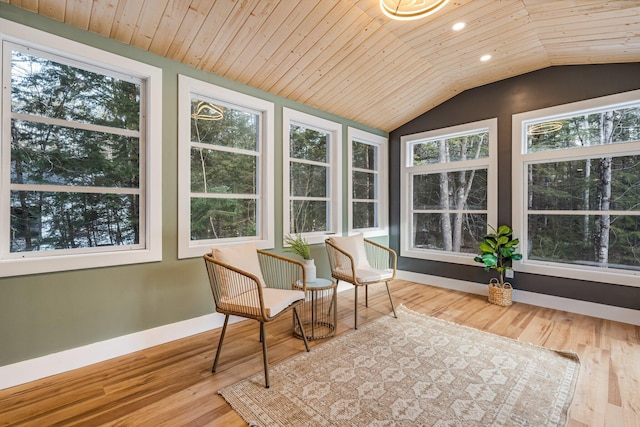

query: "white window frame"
xmin=177 ymin=75 xmax=275 ymax=258
xmin=512 ymin=89 xmax=640 ymax=287
xmin=347 ymin=127 xmax=388 ymax=237
xmin=283 ymin=108 xmax=341 ymax=245
xmin=400 ymin=118 xmax=498 ymax=264
xmin=0 ymin=19 xmax=162 ymax=277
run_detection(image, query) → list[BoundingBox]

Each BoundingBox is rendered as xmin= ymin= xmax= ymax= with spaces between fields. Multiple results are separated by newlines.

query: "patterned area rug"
xmin=219 ymin=305 xmax=580 ymax=426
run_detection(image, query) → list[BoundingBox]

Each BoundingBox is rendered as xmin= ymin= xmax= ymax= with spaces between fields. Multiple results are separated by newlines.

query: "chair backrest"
xmin=257 ymin=250 xmax=306 ymax=291
xmin=210 ymin=243 xmax=265 ymax=299
xmin=326 ymin=234 xmax=397 ymax=284
xmin=325 ymin=233 xmax=371 ymax=270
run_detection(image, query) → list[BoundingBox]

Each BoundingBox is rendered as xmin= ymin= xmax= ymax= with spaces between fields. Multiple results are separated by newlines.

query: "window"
xmin=178 ymin=76 xmax=274 ymax=258
xmin=347 ymin=127 xmax=388 ymax=237
xmin=513 ymin=90 xmax=640 ymax=286
xmin=283 ymin=108 xmax=341 ymax=245
xmin=400 ymin=119 xmax=497 ymax=264
xmin=0 ymin=19 xmax=162 ymax=277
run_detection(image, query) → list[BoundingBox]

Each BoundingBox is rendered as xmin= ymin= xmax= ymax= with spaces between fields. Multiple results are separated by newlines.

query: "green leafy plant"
xmin=284 ymin=234 xmax=311 ymax=260
xmin=474 ymin=225 xmax=522 ymax=285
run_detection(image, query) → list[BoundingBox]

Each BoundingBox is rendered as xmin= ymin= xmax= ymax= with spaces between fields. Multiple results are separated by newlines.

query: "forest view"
xmin=9 ymin=46 xmax=639 ymax=273
xmin=289 ymin=124 xmax=330 ymax=234
xmin=9 ymin=48 xmax=142 ymax=253
xmin=189 ymin=99 xmax=260 ymax=241
xmin=410 ymin=130 xmax=490 ymax=254
xmin=352 ymin=140 xmax=379 ymax=230
xmin=525 ymin=108 xmax=640 ymax=271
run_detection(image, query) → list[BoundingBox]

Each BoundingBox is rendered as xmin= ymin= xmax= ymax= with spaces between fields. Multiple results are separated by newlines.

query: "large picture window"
xmin=283 ymin=108 xmax=341 ymax=245
xmin=348 ymin=127 xmax=388 ymax=237
xmin=400 ymin=119 xmax=497 ymax=264
xmin=178 ymin=76 xmax=274 ymax=258
xmin=513 ymin=90 xmax=640 ymax=286
xmin=0 ymin=20 xmax=162 ymax=277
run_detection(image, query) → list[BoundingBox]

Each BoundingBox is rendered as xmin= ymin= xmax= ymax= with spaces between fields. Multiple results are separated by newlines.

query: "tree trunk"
xmin=595 ymin=111 xmax=614 ymax=267
xmin=580 ymin=115 xmax=591 ymax=244
xmin=439 ymin=139 xmax=452 ymax=251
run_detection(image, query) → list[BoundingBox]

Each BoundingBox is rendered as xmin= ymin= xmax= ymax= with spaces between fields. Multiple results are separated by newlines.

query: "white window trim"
xmin=177 ymin=75 xmax=275 ymax=258
xmin=400 ymin=118 xmax=498 ymax=265
xmin=283 ymin=108 xmax=342 ymax=245
xmin=0 ymin=18 xmax=162 ymax=277
xmin=347 ymin=127 xmax=388 ymax=237
xmin=512 ymin=89 xmax=640 ymax=287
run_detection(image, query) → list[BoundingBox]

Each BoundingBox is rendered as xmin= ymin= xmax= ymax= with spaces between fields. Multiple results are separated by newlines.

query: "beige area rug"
xmin=219 ymin=305 xmax=580 ymax=427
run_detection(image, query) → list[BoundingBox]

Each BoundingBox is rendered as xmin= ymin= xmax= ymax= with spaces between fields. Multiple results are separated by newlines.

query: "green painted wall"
xmin=0 ymin=3 xmax=387 ymax=366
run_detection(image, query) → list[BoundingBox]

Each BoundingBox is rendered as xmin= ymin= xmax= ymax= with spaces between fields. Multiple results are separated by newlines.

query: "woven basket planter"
xmin=488 ymin=278 xmax=512 ymax=306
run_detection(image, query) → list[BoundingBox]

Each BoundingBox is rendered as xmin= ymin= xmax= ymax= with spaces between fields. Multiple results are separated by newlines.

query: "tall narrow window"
xmin=178 ymin=76 xmax=274 ymax=258
xmin=0 ymin=20 xmax=162 ymax=277
xmin=400 ymin=119 xmax=497 ymax=264
xmin=348 ymin=127 xmax=388 ymax=237
xmin=283 ymin=108 xmax=341 ymax=244
xmin=513 ymin=90 xmax=640 ymax=286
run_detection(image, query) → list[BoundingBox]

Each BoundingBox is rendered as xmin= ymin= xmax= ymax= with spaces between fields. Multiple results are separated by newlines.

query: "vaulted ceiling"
xmin=3 ymin=0 xmax=640 ymax=131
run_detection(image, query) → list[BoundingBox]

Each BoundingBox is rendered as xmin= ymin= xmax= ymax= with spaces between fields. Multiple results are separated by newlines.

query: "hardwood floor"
xmin=1 ymin=280 xmax=639 ymax=426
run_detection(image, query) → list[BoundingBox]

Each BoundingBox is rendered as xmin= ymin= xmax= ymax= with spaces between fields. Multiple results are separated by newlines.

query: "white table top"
xmin=295 ymin=277 xmax=335 ymax=290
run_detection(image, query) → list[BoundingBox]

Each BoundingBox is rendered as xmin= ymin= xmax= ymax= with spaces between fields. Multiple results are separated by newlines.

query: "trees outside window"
xmin=348 ymin=127 xmax=388 ymax=237
xmin=513 ymin=90 xmax=640 ymax=286
xmin=283 ymin=108 xmax=341 ymax=245
xmin=1 ymin=21 xmax=162 ymax=277
xmin=400 ymin=119 xmax=497 ymax=264
xmin=178 ymin=76 xmax=274 ymax=258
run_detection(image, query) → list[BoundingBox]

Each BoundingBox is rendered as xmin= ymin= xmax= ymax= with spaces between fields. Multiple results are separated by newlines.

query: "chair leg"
xmin=386 ymin=281 xmax=397 ymax=318
xmin=293 ymin=307 xmax=310 ymax=352
xmin=212 ymin=314 xmax=229 ymax=373
xmin=365 ymin=285 xmax=369 ymax=307
xmin=260 ymin=322 xmax=270 ymax=388
xmin=354 ymin=286 xmax=359 ymax=330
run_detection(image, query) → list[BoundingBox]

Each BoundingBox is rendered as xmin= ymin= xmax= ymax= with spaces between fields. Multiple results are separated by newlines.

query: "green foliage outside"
xmin=10 ymin=49 xmax=141 ymax=252
xmin=526 ymin=109 xmax=640 ymax=271
xmin=412 ymin=132 xmax=489 ymax=253
xmin=189 ymin=100 xmax=259 ymax=240
xmin=289 ymin=125 xmax=330 ymax=234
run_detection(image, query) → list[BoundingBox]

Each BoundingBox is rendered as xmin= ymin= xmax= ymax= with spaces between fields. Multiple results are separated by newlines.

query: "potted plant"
xmin=474 ymin=224 xmax=522 ymax=306
xmin=284 ymin=234 xmax=316 ymax=282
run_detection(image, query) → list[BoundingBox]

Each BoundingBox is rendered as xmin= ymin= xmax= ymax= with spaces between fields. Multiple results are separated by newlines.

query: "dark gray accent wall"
xmin=389 ymin=64 xmax=640 ymax=310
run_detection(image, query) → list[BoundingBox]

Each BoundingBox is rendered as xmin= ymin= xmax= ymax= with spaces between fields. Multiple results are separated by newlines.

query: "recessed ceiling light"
xmin=480 ymin=54 xmax=492 ymax=62
xmin=452 ymin=22 xmax=466 ymax=31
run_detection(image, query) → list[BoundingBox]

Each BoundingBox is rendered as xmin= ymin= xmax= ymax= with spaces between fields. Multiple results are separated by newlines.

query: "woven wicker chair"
xmin=203 ymin=243 xmax=310 ymax=388
xmin=325 ymin=234 xmax=397 ymax=330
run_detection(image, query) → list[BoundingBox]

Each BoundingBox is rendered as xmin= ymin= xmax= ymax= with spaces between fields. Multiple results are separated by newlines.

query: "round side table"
xmin=293 ymin=278 xmax=337 ymax=340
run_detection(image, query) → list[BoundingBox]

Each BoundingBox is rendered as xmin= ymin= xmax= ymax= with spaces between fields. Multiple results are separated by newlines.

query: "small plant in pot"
xmin=284 ymin=234 xmax=316 ymax=282
xmin=474 ymin=225 xmax=522 ymax=306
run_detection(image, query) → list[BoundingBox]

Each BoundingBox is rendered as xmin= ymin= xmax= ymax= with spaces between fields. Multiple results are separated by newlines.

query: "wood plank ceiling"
xmin=3 ymin=0 xmax=640 ymax=132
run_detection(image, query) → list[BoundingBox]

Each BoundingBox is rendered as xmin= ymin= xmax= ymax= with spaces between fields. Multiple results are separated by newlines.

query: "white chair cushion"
xmin=354 ymin=266 xmax=394 ymax=283
xmin=219 ymin=288 xmax=305 ymax=318
xmin=211 ymin=243 xmax=267 ymax=298
xmin=327 ymin=233 xmax=371 ymax=269
xmin=335 ymin=266 xmax=393 ymax=283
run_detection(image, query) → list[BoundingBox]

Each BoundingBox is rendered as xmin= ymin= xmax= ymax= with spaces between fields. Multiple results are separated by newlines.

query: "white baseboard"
xmin=0 ymin=312 xmax=245 ymax=391
xmin=2 ymin=274 xmax=636 ymax=391
xmin=397 ymin=270 xmax=640 ymax=327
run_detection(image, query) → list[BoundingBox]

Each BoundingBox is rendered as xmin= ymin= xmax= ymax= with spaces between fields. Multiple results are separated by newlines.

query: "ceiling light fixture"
xmin=380 ymin=0 xmax=449 ymax=21
xmin=452 ymin=22 xmax=466 ymax=31
xmin=527 ymin=121 xmax=563 ymax=135
xmin=192 ymin=101 xmax=224 ymax=121
xmin=480 ymin=54 xmax=492 ymax=62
